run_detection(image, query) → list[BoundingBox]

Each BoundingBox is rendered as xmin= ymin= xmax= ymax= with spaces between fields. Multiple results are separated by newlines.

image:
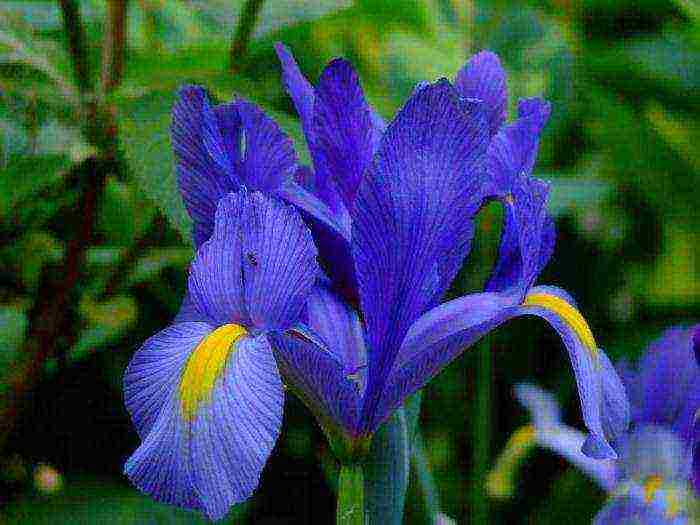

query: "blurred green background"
xmin=0 ymin=0 xmax=698 ymax=523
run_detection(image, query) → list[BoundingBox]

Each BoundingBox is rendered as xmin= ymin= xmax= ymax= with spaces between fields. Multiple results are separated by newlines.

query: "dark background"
xmin=0 ymin=0 xmax=698 ymax=523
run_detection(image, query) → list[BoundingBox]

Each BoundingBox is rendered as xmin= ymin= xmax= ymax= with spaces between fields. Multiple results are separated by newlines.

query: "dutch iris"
xmin=123 ymin=44 xmax=631 ymax=520
xmin=491 ymin=325 xmax=700 ymax=523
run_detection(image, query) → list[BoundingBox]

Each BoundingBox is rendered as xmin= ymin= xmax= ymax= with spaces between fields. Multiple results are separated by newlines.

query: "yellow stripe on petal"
xmin=522 ymin=292 xmax=597 ymax=355
xmin=179 ymin=323 xmax=248 ymax=421
xmin=643 ymin=475 xmax=663 ymax=504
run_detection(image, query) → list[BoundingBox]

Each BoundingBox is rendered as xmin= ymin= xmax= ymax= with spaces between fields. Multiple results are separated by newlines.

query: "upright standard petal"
xmin=485 ymin=98 xmax=551 ymax=197
xmin=312 ymin=58 xmax=374 ymax=209
xmin=235 ymin=100 xmax=297 ymax=192
xmin=454 ymin=51 xmax=507 ymax=137
xmin=352 ymin=80 xmax=489 ymax=430
xmin=485 ymin=176 xmax=554 ymax=295
xmin=125 ymin=329 xmax=284 ymax=521
xmin=274 ymin=42 xmax=316 ymax=143
xmin=187 ymin=190 xmax=319 ymax=331
xmin=237 ymin=191 xmax=319 ymax=331
xmin=172 ymin=86 xmax=238 ymax=247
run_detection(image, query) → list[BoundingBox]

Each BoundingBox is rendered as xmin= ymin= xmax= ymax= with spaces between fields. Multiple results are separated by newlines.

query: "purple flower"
xmin=125 ymin=45 xmax=631 ymax=518
xmin=271 ymin=46 xmax=628 ymax=459
xmin=499 ymin=325 xmax=700 ymax=523
xmin=123 ymin=190 xmax=319 ymax=520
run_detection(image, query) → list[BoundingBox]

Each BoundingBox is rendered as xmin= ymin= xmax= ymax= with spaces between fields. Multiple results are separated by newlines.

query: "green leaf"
xmin=0 ymin=303 xmax=27 ymax=370
xmin=118 ymin=91 xmax=192 ymax=243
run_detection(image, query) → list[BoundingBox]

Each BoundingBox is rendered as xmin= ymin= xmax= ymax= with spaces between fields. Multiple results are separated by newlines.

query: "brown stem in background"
xmin=229 ymin=0 xmax=266 ymax=73
xmin=0 ymin=159 xmax=111 ymax=448
xmin=0 ymin=0 xmax=126 ymax=451
xmin=101 ymin=0 xmax=129 ymax=95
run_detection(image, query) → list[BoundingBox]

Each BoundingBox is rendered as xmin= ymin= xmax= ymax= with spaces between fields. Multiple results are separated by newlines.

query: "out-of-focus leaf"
xmin=99 ymin=178 xmax=156 ymax=245
xmin=12 ymin=232 xmax=64 ymax=291
xmin=0 ymin=304 xmax=27 ymax=371
xmin=69 ymin=295 xmax=137 ymax=363
xmin=4 ymin=474 xmax=247 ymax=524
xmin=0 ymin=155 xmax=67 ymax=218
xmin=0 ymin=6 xmax=78 ymax=105
xmin=118 ymin=91 xmax=192 ymax=243
xmin=364 ymin=407 xmax=410 ymax=525
xmin=127 ymin=247 xmax=192 ymax=286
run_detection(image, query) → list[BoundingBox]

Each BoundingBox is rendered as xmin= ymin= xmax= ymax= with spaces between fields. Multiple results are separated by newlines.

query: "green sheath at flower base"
xmin=337 ymin=464 xmax=365 ymax=525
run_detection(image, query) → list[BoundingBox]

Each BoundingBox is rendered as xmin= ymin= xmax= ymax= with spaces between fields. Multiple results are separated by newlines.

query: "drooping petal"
xmin=312 ymin=58 xmax=374 ymax=209
xmin=378 ymin=285 xmax=627 ymax=457
xmin=172 ymin=86 xmax=238 ymax=247
xmin=514 ymin=383 xmax=618 ymax=492
xmin=124 ymin=327 xmax=284 ymax=521
xmin=352 ymin=80 xmax=489 ymax=430
xmin=268 ymin=331 xmax=362 ymax=439
xmin=237 ymin=191 xmax=319 ymax=331
xmin=235 ymin=99 xmax=297 ymax=192
xmin=454 ymin=50 xmax=507 ymax=137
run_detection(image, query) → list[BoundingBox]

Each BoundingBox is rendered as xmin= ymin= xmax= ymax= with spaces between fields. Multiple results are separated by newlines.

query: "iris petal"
xmin=454 ymin=50 xmax=508 ymax=137
xmin=352 ymin=80 xmax=489 ymax=430
xmin=124 ymin=331 xmax=283 ymax=521
xmin=376 ymin=286 xmax=628 ymax=457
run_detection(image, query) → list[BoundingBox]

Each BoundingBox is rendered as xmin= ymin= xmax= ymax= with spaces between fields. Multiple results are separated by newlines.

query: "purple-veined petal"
xmin=486 ymin=97 xmax=551 ymax=197
xmin=234 ymin=99 xmax=297 ymax=192
xmin=172 ymin=86 xmax=238 ymax=247
xmin=124 ymin=330 xmax=283 ymax=521
xmin=237 ymin=191 xmax=319 ymax=331
xmin=485 ymin=176 xmax=553 ymax=295
xmin=352 ymin=80 xmax=489 ymax=430
xmin=187 ymin=190 xmax=319 ymax=331
xmin=618 ymin=426 xmax=690 ymax=486
xmin=312 ymin=58 xmax=374 ymax=209
xmin=187 ymin=194 xmax=247 ymax=326
xmin=514 ymin=383 xmax=618 ymax=492
xmin=593 ymin=494 xmax=684 ymax=525
xmin=636 ymin=326 xmax=700 ymax=434
xmin=377 ymin=285 xmax=627 ymax=457
xmin=454 ymin=50 xmax=507 ymax=137
xmin=274 ymin=42 xmax=315 ymax=144
xmin=305 ymin=283 xmax=367 ymax=382
xmin=268 ymin=331 xmax=361 ymax=438
xmin=124 ymin=322 xmax=213 ymax=440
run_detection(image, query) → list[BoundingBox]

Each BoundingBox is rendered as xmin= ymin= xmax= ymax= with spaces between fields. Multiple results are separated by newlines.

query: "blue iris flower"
xmin=123 ymin=44 xmax=631 ymax=520
xmin=490 ymin=325 xmax=700 ymax=523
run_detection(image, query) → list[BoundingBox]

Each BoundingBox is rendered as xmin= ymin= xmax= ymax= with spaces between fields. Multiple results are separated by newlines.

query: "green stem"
xmin=337 ymin=463 xmax=365 ymax=525
xmin=229 ymin=0 xmax=266 ymax=72
xmin=471 ymin=338 xmax=492 ymax=522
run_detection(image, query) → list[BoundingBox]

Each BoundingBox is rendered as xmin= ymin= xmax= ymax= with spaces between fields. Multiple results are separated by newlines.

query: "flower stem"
xmin=471 ymin=337 xmax=492 ymax=522
xmin=337 ymin=463 xmax=365 ymax=525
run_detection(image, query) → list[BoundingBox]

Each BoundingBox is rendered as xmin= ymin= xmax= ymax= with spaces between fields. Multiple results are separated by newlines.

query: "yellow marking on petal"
xmin=665 ymin=487 xmax=681 ymax=518
xmin=643 ymin=475 xmax=663 ymax=504
xmin=486 ymin=424 xmax=536 ymax=500
xmin=179 ymin=323 xmax=247 ymax=421
xmin=522 ymin=292 xmax=597 ymax=355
